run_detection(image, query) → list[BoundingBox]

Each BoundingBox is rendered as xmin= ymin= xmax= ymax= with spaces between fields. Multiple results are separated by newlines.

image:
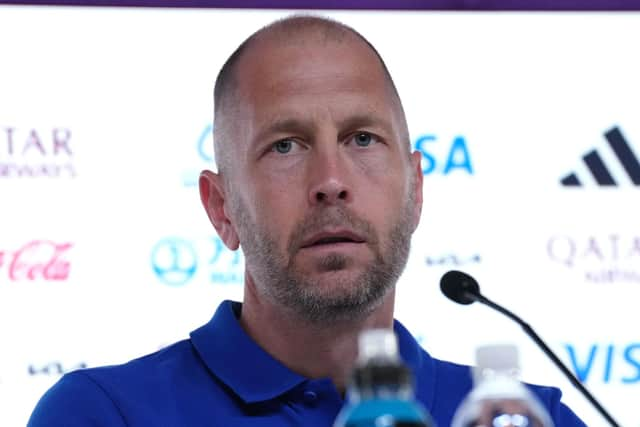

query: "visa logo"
xmin=564 ymin=343 xmax=640 ymax=384
xmin=413 ymin=134 xmax=473 ymax=176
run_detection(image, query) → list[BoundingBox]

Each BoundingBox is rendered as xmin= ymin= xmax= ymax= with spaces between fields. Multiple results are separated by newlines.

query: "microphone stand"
xmin=465 ymin=291 xmax=621 ymax=427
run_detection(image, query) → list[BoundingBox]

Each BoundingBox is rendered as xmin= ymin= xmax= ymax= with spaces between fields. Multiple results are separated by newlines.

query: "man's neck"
xmin=238 ymin=277 xmax=395 ymax=394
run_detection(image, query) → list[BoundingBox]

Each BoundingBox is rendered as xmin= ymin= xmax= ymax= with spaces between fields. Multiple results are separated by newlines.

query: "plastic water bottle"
xmin=333 ymin=329 xmax=433 ymax=427
xmin=451 ymin=344 xmax=554 ymax=427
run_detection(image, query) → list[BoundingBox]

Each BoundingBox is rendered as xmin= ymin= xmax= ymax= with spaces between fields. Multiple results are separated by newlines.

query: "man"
xmin=28 ymin=15 xmax=586 ymax=426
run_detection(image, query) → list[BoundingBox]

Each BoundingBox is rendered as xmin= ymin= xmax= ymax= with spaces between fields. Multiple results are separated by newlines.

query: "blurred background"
xmin=0 ymin=2 xmax=638 ymax=426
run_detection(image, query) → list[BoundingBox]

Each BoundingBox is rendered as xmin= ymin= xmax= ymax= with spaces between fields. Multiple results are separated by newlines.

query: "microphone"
xmin=440 ymin=270 xmax=621 ymax=427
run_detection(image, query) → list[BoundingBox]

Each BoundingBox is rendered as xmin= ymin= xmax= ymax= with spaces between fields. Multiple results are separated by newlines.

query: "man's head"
xmin=200 ymin=15 xmax=423 ymax=324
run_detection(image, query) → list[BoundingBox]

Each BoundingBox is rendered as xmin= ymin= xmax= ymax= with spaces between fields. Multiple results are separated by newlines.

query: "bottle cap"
xmin=357 ymin=329 xmax=399 ymax=364
xmin=475 ymin=344 xmax=519 ymax=372
xmin=473 ymin=344 xmax=521 ymax=385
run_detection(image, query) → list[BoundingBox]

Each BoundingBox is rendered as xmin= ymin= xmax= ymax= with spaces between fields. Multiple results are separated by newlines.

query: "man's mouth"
xmin=300 ymin=230 xmax=366 ymax=248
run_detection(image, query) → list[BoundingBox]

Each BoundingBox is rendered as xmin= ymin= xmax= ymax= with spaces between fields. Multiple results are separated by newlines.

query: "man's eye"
xmin=272 ymin=139 xmax=295 ymax=154
xmin=353 ymin=133 xmax=375 ymax=147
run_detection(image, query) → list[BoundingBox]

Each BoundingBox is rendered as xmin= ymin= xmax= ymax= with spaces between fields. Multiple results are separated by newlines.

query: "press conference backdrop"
xmin=0 ymin=6 xmax=638 ymax=426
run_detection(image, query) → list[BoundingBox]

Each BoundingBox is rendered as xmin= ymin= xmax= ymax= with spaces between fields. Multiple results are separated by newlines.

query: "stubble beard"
xmin=232 ymin=195 xmax=414 ymax=325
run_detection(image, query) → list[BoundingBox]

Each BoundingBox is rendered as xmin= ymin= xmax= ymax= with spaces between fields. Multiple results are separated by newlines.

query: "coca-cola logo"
xmin=0 ymin=126 xmax=76 ymax=178
xmin=0 ymin=240 xmax=73 ymax=281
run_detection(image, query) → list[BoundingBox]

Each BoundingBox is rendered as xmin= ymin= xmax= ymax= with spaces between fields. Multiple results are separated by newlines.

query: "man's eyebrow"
xmin=253 ymin=117 xmax=315 ymax=143
xmin=337 ymin=113 xmax=393 ymax=134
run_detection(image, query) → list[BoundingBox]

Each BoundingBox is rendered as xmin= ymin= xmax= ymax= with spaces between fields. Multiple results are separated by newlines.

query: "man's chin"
xmin=268 ymin=264 xmax=395 ymax=324
xmin=299 ymin=267 xmax=365 ymax=288
xmin=298 ymin=270 xmax=385 ymax=302
xmin=289 ymin=282 xmax=387 ymax=324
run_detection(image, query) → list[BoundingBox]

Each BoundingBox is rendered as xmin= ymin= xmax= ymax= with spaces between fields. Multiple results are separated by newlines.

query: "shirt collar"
xmin=190 ymin=300 xmax=306 ymax=404
xmin=190 ymin=300 xmax=432 ymax=405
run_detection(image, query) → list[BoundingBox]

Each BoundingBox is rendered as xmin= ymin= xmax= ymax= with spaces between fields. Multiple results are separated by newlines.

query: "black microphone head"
xmin=440 ymin=270 xmax=481 ymax=305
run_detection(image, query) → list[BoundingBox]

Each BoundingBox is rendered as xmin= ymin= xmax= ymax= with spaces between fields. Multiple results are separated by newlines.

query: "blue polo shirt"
xmin=28 ymin=300 xmax=586 ymax=426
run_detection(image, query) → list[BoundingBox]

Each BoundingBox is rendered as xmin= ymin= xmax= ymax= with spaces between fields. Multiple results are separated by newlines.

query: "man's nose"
xmin=307 ymin=149 xmax=352 ymax=206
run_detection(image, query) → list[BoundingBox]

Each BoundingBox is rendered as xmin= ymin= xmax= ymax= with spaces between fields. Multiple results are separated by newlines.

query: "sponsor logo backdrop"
xmin=0 ymin=7 xmax=638 ymax=426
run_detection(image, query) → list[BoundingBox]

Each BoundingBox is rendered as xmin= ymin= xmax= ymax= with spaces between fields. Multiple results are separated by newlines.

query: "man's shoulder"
xmin=81 ymin=339 xmax=196 ymax=384
xmin=27 ymin=338 xmax=210 ymax=427
xmin=28 ymin=368 xmax=128 ymax=427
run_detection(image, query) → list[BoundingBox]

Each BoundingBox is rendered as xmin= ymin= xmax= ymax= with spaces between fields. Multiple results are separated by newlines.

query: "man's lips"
xmin=300 ymin=230 xmax=366 ymax=249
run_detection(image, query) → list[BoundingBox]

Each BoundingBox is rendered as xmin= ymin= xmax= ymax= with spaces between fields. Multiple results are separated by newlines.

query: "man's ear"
xmin=199 ymin=170 xmax=240 ymax=250
xmin=409 ymin=151 xmax=424 ymax=232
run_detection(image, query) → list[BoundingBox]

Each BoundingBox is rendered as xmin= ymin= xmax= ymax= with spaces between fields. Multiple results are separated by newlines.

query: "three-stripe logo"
xmin=561 ymin=126 xmax=640 ymax=186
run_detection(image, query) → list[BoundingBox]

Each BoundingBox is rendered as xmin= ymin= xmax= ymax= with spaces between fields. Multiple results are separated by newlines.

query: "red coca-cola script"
xmin=0 ymin=240 xmax=73 ymax=281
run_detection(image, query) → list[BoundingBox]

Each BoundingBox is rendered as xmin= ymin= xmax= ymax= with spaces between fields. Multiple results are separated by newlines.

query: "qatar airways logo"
xmin=0 ymin=240 xmax=73 ymax=281
xmin=0 ymin=127 xmax=76 ymax=178
xmin=547 ymin=234 xmax=640 ymax=283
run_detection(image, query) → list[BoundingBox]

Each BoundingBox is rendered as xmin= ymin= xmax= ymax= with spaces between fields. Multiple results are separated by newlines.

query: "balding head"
xmin=212 ymin=15 xmax=409 ymax=176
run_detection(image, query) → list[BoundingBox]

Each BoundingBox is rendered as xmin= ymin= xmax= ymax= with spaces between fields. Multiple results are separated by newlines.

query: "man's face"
xmin=221 ymin=33 xmax=422 ymax=323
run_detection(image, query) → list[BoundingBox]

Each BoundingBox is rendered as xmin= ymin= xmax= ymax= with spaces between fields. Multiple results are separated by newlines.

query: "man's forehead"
xmin=236 ymin=48 xmax=394 ymax=128
xmin=238 ymin=29 xmax=380 ymax=75
xmin=232 ymin=33 xmax=391 ymax=103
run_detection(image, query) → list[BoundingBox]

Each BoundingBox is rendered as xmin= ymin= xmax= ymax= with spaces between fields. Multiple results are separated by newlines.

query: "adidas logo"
xmin=561 ymin=126 xmax=640 ymax=187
